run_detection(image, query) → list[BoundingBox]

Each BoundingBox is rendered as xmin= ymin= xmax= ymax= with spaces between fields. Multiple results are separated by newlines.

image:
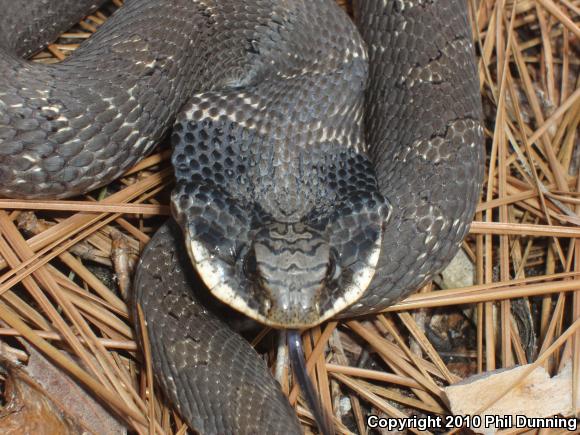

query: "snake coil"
xmin=0 ymin=0 xmax=483 ymax=433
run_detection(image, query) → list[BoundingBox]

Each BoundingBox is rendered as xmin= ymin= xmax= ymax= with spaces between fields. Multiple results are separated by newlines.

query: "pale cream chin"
xmin=326 ymin=233 xmax=383 ymax=319
xmin=185 ymin=233 xmax=383 ymax=329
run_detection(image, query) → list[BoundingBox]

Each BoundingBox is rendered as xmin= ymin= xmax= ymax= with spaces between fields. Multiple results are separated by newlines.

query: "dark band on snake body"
xmin=0 ymin=0 xmax=484 ymax=433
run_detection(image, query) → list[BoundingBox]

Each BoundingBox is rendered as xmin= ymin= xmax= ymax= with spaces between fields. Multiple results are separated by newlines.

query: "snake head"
xmin=170 ymin=111 xmax=393 ymax=327
xmin=170 ymin=113 xmax=391 ymax=327
xmin=171 ymin=177 xmax=390 ymax=329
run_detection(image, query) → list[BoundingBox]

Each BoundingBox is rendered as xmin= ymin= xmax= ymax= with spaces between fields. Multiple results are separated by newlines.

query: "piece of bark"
xmin=0 ymin=334 xmax=126 ymax=435
xmin=21 ymin=344 xmax=126 ymax=435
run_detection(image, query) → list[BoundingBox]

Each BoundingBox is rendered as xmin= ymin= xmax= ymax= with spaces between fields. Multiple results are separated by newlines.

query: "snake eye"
xmin=328 ymin=251 xmax=341 ymax=282
xmin=242 ymin=247 xmax=258 ymax=279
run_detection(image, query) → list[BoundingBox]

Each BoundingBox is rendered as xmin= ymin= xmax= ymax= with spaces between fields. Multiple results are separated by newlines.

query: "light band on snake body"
xmin=0 ymin=0 xmax=484 ymax=433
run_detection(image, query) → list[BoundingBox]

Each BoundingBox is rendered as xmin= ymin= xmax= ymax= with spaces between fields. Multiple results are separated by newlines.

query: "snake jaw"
xmin=183 ymin=227 xmax=384 ymax=329
xmin=333 ymin=226 xmax=383 ymax=305
xmin=181 ymin=205 xmax=387 ymax=329
xmin=186 ymin=235 xmax=253 ymax=315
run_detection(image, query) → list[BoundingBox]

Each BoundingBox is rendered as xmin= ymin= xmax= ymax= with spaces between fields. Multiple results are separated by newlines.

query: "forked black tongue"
xmin=287 ymin=329 xmax=335 ymax=435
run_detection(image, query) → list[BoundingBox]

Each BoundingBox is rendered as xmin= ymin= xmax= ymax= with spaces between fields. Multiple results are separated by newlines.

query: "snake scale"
xmin=0 ymin=0 xmax=484 ymax=433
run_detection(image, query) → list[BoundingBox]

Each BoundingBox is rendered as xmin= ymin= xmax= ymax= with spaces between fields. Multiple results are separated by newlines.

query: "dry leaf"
xmin=445 ymin=361 xmax=580 ymax=435
xmin=0 ymin=358 xmax=87 ymax=435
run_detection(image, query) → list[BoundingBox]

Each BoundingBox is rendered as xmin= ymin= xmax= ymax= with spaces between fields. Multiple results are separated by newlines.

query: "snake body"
xmin=0 ymin=0 xmax=484 ymax=433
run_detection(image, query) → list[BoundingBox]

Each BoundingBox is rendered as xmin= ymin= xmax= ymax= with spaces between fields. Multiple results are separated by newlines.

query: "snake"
xmin=0 ymin=0 xmax=484 ymax=433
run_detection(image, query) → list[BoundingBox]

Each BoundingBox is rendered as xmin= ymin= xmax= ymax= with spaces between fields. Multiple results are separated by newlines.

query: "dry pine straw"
xmin=0 ymin=0 xmax=578 ymax=434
